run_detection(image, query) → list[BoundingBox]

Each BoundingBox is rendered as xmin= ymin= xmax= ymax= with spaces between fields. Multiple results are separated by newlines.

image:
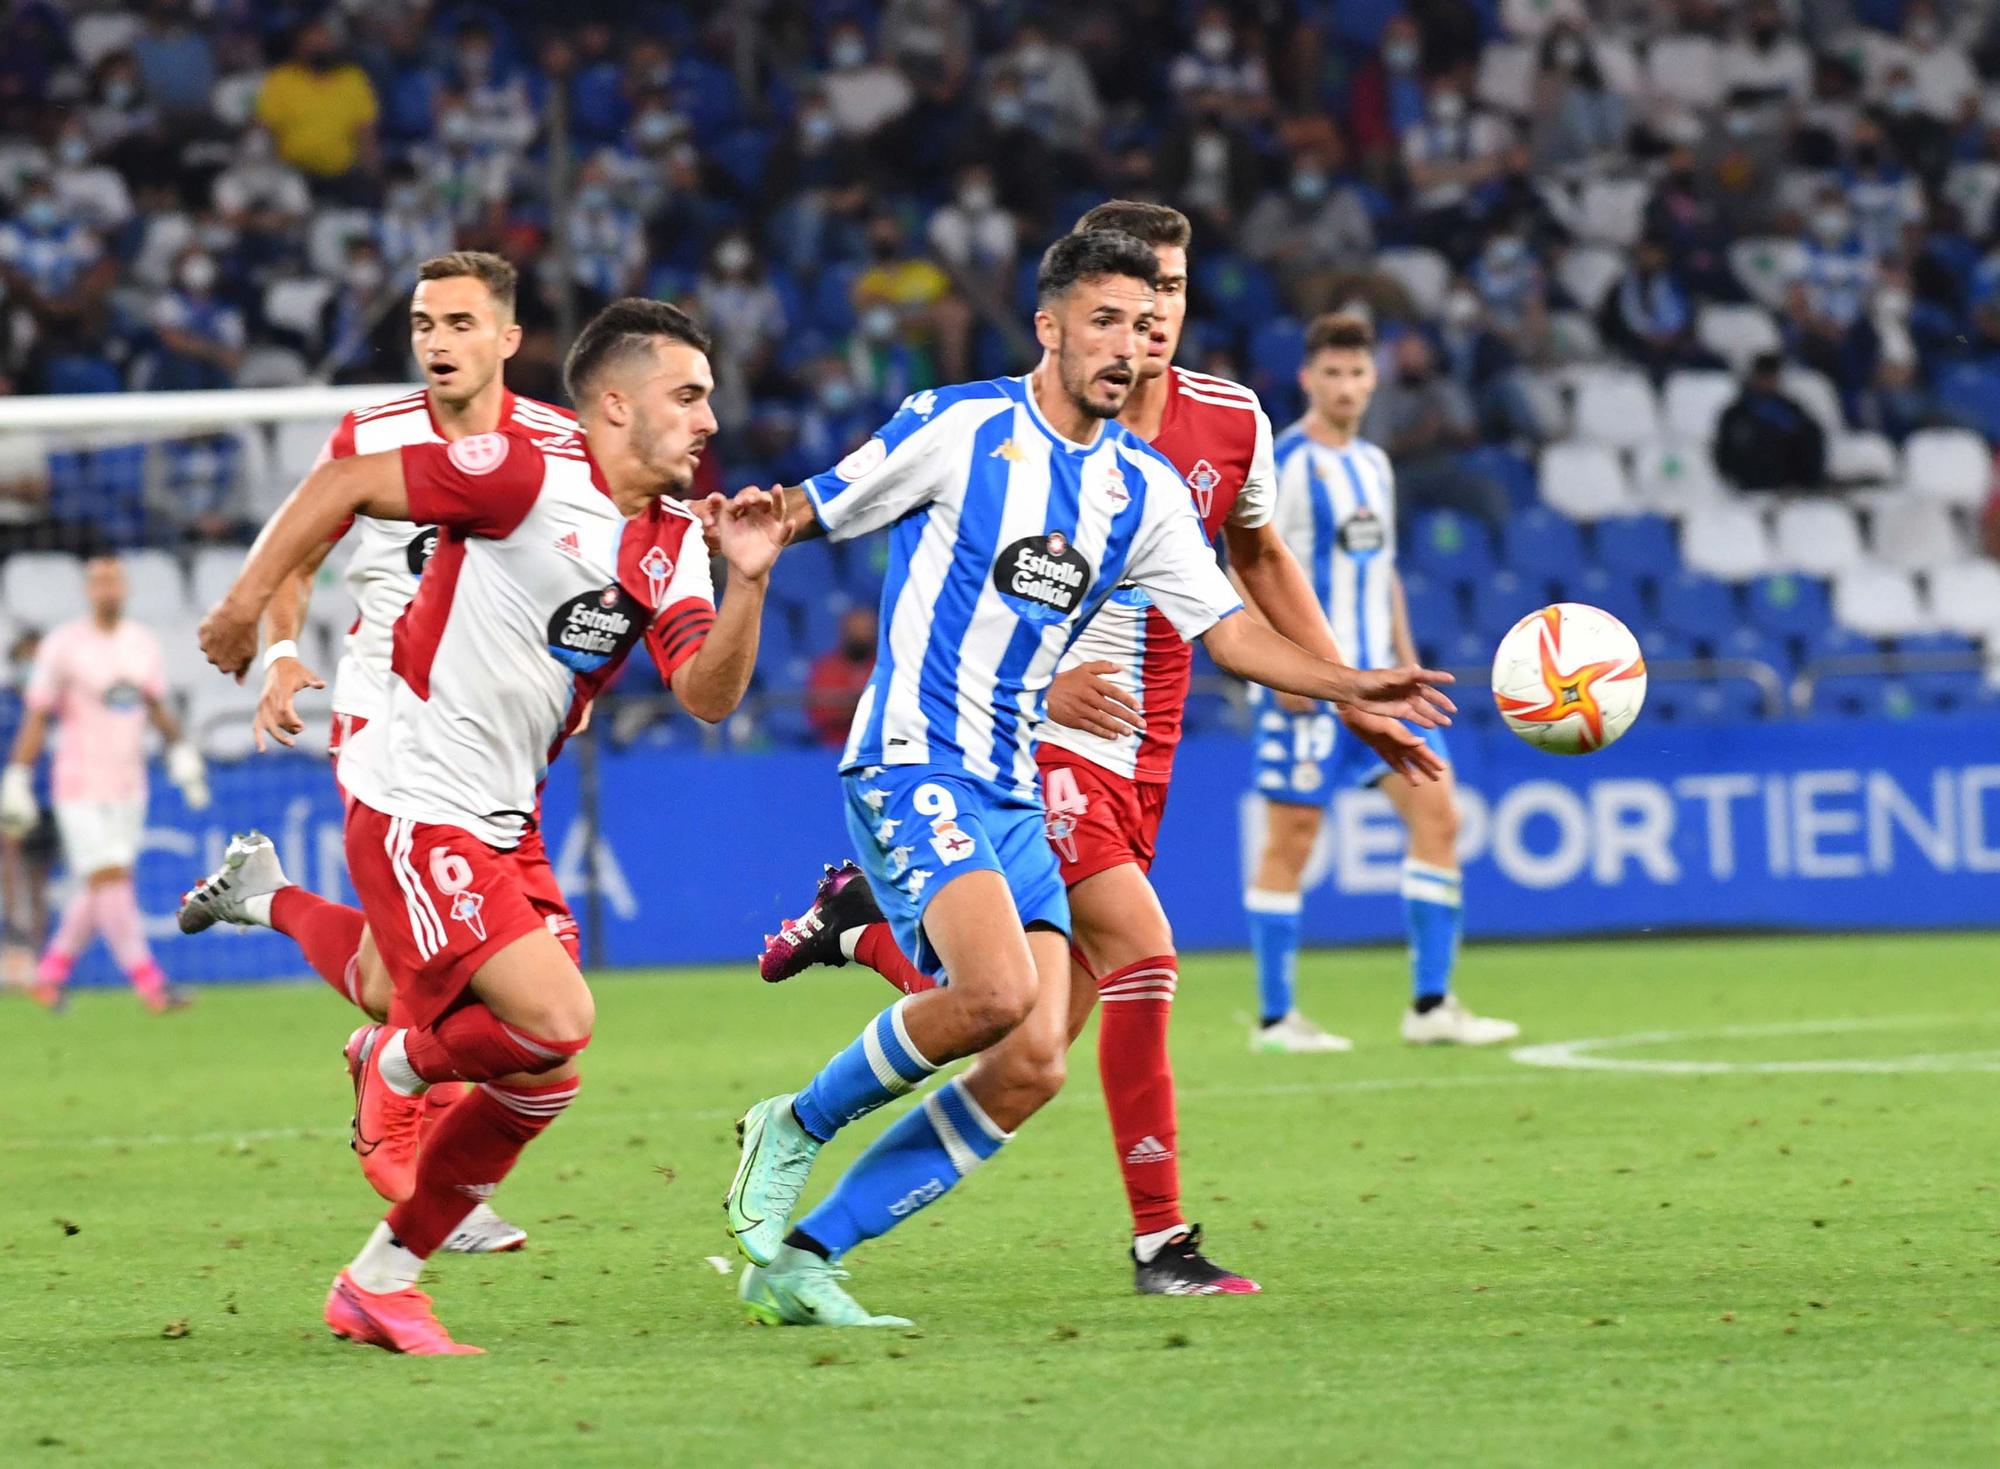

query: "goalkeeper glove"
xmin=167 ymin=741 xmax=210 ymax=812
xmin=0 ymin=763 xmax=37 ymax=837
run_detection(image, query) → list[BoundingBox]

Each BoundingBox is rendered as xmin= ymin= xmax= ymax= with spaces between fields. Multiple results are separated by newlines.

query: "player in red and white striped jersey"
xmin=177 ymin=253 xmax=563 ymax=1254
xmin=760 ymin=203 xmax=1444 ymax=1296
xmin=196 ymin=298 xmax=780 ymax=1354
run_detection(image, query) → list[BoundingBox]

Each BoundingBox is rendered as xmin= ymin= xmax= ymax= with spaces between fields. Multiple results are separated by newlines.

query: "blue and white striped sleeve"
xmin=799 ymin=392 xmax=950 ymax=542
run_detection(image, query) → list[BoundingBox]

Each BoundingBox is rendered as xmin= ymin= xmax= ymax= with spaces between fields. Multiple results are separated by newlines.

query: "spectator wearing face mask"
xmin=821 ymin=21 xmax=915 ymax=142
xmin=1437 ymin=282 xmax=1551 ymax=444
xmin=211 ymin=127 xmax=311 ymax=275
xmin=1347 ymin=14 xmax=1429 ymax=166
xmin=1786 ymin=187 xmax=1883 ymax=398
xmin=142 ymin=248 xmax=244 ymax=392
xmin=849 ymin=212 xmax=970 ymax=388
xmin=1239 ymin=129 xmax=1377 ymax=312
xmin=1644 ymin=148 xmax=1738 ymax=300
xmin=927 ymin=165 xmax=1017 ymax=275
xmin=1718 ymin=1 xmax=1812 ymax=107
xmin=1872 ymin=63 xmax=1951 ymax=180
xmin=566 ymin=152 xmax=646 ymax=306
xmin=0 ymin=177 xmax=110 ymax=340
xmin=804 ymin=607 xmax=879 ymax=748
xmin=1841 ymin=121 xmax=1925 ymax=262
xmin=794 ymin=356 xmax=876 ymax=474
xmin=1362 ymin=331 xmax=1512 ymax=529
xmin=1530 ymin=22 xmax=1628 ymax=171
xmin=81 ymin=53 xmax=155 ymax=152
xmin=696 ymin=232 xmax=787 ymax=423
xmin=322 ymin=238 xmax=405 ymax=382
xmin=255 ymin=19 xmax=380 ymax=191
xmin=1869 ymin=0 xmax=1976 ymax=122
xmin=1599 ymin=238 xmax=1713 ymax=382
xmin=985 ymin=22 xmax=1103 ymax=158
xmin=375 ymin=163 xmax=455 ymax=272
xmin=48 ymin=122 xmax=132 ymax=236
xmin=1170 ymin=7 xmax=1270 ymax=115
xmin=1402 ymin=72 xmax=1517 ymax=262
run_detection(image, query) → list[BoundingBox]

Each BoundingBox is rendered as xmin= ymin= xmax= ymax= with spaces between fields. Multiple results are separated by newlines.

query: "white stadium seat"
xmin=1696 ymin=303 xmax=1782 ymax=372
xmin=1772 ymin=501 xmax=1865 ymax=576
xmin=1661 ymin=370 xmax=1737 ymax=443
xmin=1631 ymin=439 xmax=1727 ymax=517
xmin=1832 ymin=565 xmax=1928 ymax=639
xmin=120 ymin=549 xmax=190 ymax=625
xmin=1554 ymin=245 xmax=1628 ymax=314
xmin=1728 ymin=237 xmax=1807 ymax=311
xmin=263 ymin=277 xmax=334 ymax=341
xmin=1871 ymin=499 xmax=1966 ymax=572
xmin=1927 ymin=560 xmax=2000 ymax=638
xmin=1538 ymin=441 xmax=1635 ymax=521
xmin=1680 ymin=501 xmax=1776 ymax=581
xmin=161 ymin=630 xmax=215 ymax=698
xmin=1373 ymin=247 xmax=1451 ymax=317
xmin=1903 ymin=428 xmax=1991 ymax=507
xmin=186 ymin=678 xmax=262 ymax=762
xmin=190 ymin=545 xmax=246 ymax=615
xmin=1476 ymin=40 xmax=1538 ymax=116
xmin=2 ymin=552 xmax=86 ymax=630
xmin=1645 ymin=35 xmax=1723 ymax=110
xmin=1571 ymin=370 xmax=1662 ymax=450
xmin=1827 ymin=431 xmax=1899 ymax=485
xmin=1578 ymin=178 xmax=1650 ymax=248
xmin=1779 ymin=365 xmax=1846 ymax=437
xmin=1943 ymin=161 xmax=2000 ymax=235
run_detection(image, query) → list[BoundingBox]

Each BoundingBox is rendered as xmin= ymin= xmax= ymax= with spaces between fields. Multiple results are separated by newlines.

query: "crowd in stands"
xmin=3 ymin=0 xmax=2000 ymax=751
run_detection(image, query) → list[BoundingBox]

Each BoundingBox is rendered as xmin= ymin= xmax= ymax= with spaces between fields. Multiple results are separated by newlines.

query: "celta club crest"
xmin=639 ymin=545 xmax=673 ymax=609
xmin=1045 ymin=811 xmax=1079 ymax=864
xmin=1187 ymin=459 xmax=1220 ymax=518
xmin=450 ymin=888 xmax=487 ymax=941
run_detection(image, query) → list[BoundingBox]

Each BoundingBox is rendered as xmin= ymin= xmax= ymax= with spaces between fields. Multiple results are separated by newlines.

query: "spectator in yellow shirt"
xmin=851 ymin=212 xmax=970 ymax=383
xmin=255 ymin=20 xmax=379 ymax=191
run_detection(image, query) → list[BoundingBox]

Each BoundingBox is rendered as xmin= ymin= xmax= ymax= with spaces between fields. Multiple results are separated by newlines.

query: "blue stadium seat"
xmin=1549 ymin=565 xmax=1653 ymax=630
xmin=1470 ymin=571 xmax=1539 ymax=640
xmin=1593 ymin=516 xmax=1680 ymax=583
xmin=1500 ymin=507 xmax=1587 ymax=583
xmin=1460 ymin=445 xmax=1538 ymax=512
xmin=1906 ymin=669 xmax=1992 ymax=714
xmin=1886 ymin=632 xmax=1980 ymax=664
xmin=1680 ymin=679 xmax=1769 ymax=722
xmin=1810 ymin=672 xmax=1915 ymax=719
xmin=1933 ymin=361 xmax=2000 ymax=442
xmin=806 ymin=263 xmax=863 ymax=337
xmin=1746 ymin=574 xmax=1832 ymax=641
xmin=1712 ymin=625 xmax=1795 ymax=677
xmin=1654 ymin=574 xmax=1739 ymax=647
xmin=1398 ymin=572 xmax=1461 ymax=640
xmin=770 ymin=538 xmax=833 ymax=614
xmin=1246 ymin=316 xmax=1304 ymax=409
xmin=758 ymin=698 xmax=819 ymax=749
xmin=1809 ymin=625 xmax=1883 ymax=661
xmin=1406 ymin=509 xmax=1496 ymax=581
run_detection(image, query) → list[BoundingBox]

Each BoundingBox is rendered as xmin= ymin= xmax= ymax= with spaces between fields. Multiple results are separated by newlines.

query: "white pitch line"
xmin=1511 ymin=1013 xmax=2000 ymax=1076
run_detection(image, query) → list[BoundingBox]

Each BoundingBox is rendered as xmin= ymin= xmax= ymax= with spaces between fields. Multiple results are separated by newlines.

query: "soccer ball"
xmin=1491 ymin=603 xmax=1647 ymax=755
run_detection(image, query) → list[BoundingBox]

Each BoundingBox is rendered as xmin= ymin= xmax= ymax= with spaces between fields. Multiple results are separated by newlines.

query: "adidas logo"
xmin=555 ymin=530 xmax=582 ymax=558
xmin=1125 ymin=1136 xmax=1173 ymax=1165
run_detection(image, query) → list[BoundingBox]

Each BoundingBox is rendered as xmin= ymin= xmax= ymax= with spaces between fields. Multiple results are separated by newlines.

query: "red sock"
xmin=1096 ymin=955 xmax=1183 ymax=1237
xmin=269 ymin=888 xmax=368 ymax=1010
xmin=854 ymin=921 xmax=936 ymax=995
xmin=400 ymin=1004 xmax=589 ymax=1083
xmin=387 ymin=1076 xmax=579 ymax=1256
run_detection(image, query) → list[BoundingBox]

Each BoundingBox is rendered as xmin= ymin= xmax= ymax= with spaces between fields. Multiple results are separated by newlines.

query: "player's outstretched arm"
xmin=1222 ymin=520 xmax=1346 ymax=666
xmin=672 ymin=487 xmax=784 ymax=723
xmin=1201 ymin=612 xmax=1456 ymax=728
xmin=200 ymin=452 xmax=412 ymax=680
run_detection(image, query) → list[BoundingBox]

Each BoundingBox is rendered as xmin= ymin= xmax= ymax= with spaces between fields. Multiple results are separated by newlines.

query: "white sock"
xmin=346 ymin=1220 xmax=425 ymax=1295
xmin=837 ymin=926 xmax=865 ymax=961
xmin=375 ymin=1029 xmax=426 ymax=1096
xmin=241 ymin=893 xmax=274 ymax=926
xmin=1133 ymin=1222 xmax=1188 ymax=1263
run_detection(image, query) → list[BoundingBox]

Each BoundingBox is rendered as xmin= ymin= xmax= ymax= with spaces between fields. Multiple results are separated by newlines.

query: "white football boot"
xmin=1401 ymin=995 xmax=1520 ymax=1046
xmin=1250 ymin=1011 xmax=1354 ymax=1054
xmin=177 ymin=831 xmax=291 ymax=933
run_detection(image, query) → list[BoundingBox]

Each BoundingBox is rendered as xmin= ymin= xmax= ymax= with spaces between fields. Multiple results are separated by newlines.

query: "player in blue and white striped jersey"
xmin=724 ymin=232 xmax=1456 ymax=1328
xmin=1244 ymin=314 xmax=1518 ymax=1055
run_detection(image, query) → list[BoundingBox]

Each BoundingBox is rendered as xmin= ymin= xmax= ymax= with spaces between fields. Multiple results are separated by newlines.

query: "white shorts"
xmin=54 ymin=800 xmax=145 ymax=875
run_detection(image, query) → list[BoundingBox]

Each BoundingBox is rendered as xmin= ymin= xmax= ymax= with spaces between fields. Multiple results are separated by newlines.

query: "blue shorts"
xmin=1248 ymin=690 xmax=1451 ymax=808
xmin=841 ymin=764 xmax=1071 ymax=978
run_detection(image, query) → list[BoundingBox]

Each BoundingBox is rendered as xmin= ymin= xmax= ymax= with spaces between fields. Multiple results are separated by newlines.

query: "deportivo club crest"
xmin=1187 ymin=459 xmax=1220 ymax=518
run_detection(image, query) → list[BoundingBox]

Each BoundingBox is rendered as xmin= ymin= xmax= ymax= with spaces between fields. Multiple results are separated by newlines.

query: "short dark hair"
xmin=562 ymin=297 xmax=713 ymax=403
xmin=1304 ymin=312 xmax=1376 ymax=356
xmin=1036 ymin=229 xmax=1159 ymax=307
xmin=416 ymin=250 xmax=518 ymax=317
xmin=1071 ymin=199 xmax=1192 ymax=251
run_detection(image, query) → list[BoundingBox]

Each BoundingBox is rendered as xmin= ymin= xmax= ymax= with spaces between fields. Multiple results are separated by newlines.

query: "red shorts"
xmin=1034 ymin=749 xmax=1171 ymax=887
xmin=344 ymin=798 xmax=579 ymax=1029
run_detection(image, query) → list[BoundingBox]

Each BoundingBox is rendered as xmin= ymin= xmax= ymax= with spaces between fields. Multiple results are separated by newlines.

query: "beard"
xmin=631 ymin=403 xmax=697 ymax=493
xmin=1058 ymin=341 xmax=1131 ymax=420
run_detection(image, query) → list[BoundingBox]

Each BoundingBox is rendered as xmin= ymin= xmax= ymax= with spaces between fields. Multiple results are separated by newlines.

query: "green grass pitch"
xmin=4 ymin=933 xmax=1997 ymax=1467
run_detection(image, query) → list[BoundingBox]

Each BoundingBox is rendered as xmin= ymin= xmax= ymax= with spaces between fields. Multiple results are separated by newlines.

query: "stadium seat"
xmin=1808 ymin=672 xmax=1904 ymax=719
xmin=1871 ymin=499 xmax=1965 ymax=572
xmin=1645 ymin=34 xmax=1724 ymax=110
xmin=1746 ymin=574 xmax=1832 ymax=641
xmin=1553 ymin=245 xmax=1627 ymax=315
xmin=263 ymin=278 xmax=334 ymax=342
xmin=1578 ymin=178 xmax=1651 ymax=249
xmin=1538 ymin=441 xmax=1635 ymax=521
xmin=1903 ymin=428 xmax=1991 ymax=507
xmin=1592 ymin=516 xmax=1680 ymax=582
xmin=1405 ymin=509 xmax=1496 ymax=581
xmin=1905 ymin=668 xmax=1993 ymax=714
xmin=1944 ymin=161 xmax=2000 ymax=237
xmin=1681 ymin=678 xmax=1771 ymax=723
xmin=1475 ymin=40 xmax=1538 ymax=116
xmin=1500 ymin=507 xmax=1587 ymax=583
xmin=1470 ymin=571 xmax=1537 ymax=639
xmin=1630 ymin=439 xmax=1727 ymax=517
xmin=1398 ymin=573 xmax=1461 ymax=639
xmin=1832 ymin=566 xmax=1929 ymax=639
xmin=1931 ymin=361 xmax=2000 ymax=442
xmin=2 ymin=552 xmax=86 ymax=629
xmin=1712 ymin=625 xmax=1794 ymax=677
xmin=1926 ymin=560 xmax=2000 ymax=638
xmin=191 ymin=546 xmax=246 ymax=615
xmin=1654 ymin=573 xmax=1739 ymax=646
xmin=187 ymin=678 xmax=262 ymax=760
xmin=1827 ymin=431 xmax=1899 ymax=485
xmin=1779 ymin=366 xmax=1846 ymax=438
xmin=1373 ymin=248 xmax=1451 ymax=316
xmin=1695 ymin=303 xmax=1782 ymax=372
xmin=1458 ymin=444 xmax=1538 ymax=511
xmin=1727 ymin=237 xmax=1807 ymax=311
xmin=273 ymin=418 xmax=339 ymax=493
xmin=1680 ymin=502 xmax=1775 ymax=582
xmin=121 ymin=549 xmax=189 ymax=625
xmin=1772 ymin=501 xmax=1865 ymax=576
xmin=1661 ymin=370 xmax=1737 ymax=444
xmin=1552 ymin=564 xmax=1653 ymax=631
xmin=1571 ymin=370 xmax=1662 ymax=450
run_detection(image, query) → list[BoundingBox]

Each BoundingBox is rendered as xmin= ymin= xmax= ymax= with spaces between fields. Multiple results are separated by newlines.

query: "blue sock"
xmin=1402 ymin=859 xmax=1462 ymax=1009
xmin=1245 ymin=887 xmax=1303 ymax=1026
xmin=794 ymin=1077 xmax=1010 ymax=1259
xmin=791 ymin=997 xmax=937 ymax=1142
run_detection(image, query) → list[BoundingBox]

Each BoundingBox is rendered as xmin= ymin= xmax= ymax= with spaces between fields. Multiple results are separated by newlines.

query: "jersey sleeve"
xmin=22 ymin=630 xmax=64 ymax=713
xmin=1228 ymin=405 xmax=1278 ymax=530
xmin=399 ymin=431 xmax=544 ymax=539
xmin=1124 ymin=466 xmax=1245 ymax=642
xmin=1267 ymin=437 xmax=1315 ymax=567
xmin=644 ymin=533 xmax=718 ymax=683
xmin=799 ymin=392 xmax=953 ymax=541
